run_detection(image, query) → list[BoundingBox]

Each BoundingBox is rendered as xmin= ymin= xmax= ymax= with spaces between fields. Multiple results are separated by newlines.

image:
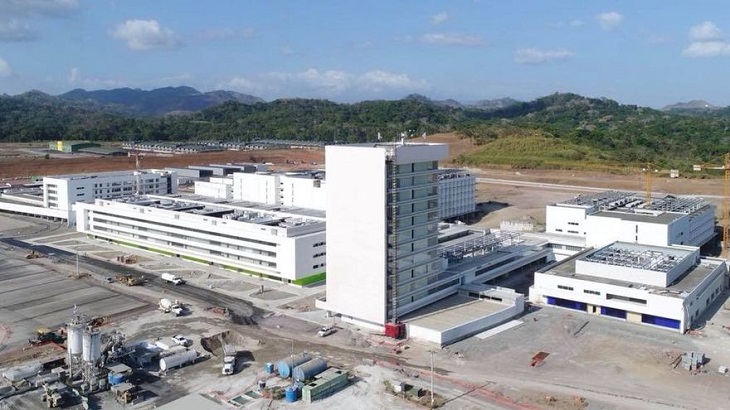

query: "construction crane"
xmin=642 ymin=162 xmax=681 ymax=206
xmin=642 ymin=163 xmax=657 ymax=205
xmin=692 ymin=153 xmax=730 ymax=255
xmin=128 ymin=141 xmax=142 ymax=195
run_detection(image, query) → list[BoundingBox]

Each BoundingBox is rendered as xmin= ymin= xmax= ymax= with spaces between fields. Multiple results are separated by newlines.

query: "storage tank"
xmin=264 ymin=362 xmax=274 ymax=374
xmin=159 ymin=349 xmax=197 ymax=371
xmin=292 ymin=358 xmax=327 ymax=381
xmin=82 ymin=328 xmax=102 ymax=363
xmin=2 ymin=362 xmax=42 ymax=382
xmin=277 ymin=354 xmax=311 ymax=378
xmin=107 ymin=372 xmax=126 ymax=386
xmin=284 ymin=386 xmax=298 ymax=402
xmin=66 ymin=322 xmax=83 ymax=356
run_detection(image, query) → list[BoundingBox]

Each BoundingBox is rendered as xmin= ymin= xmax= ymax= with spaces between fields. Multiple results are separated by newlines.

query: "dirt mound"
xmin=200 ymin=330 xmax=261 ymax=358
xmin=201 ymin=333 xmax=224 ymax=357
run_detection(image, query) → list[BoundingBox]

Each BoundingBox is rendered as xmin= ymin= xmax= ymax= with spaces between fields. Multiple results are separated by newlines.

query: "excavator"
xmin=29 ymin=327 xmax=65 ymax=346
xmin=114 ymin=274 xmax=144 ymax=286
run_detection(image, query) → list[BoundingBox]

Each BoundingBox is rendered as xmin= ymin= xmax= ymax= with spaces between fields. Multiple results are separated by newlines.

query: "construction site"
xmin=2 ymin=137 xmax=730 ymax=409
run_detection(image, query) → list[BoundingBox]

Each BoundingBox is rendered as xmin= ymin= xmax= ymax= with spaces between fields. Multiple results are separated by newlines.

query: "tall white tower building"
xmin=322 ymin=142 xmax=460 ymax=329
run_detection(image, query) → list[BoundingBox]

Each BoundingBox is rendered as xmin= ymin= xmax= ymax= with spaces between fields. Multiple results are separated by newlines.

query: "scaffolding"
xmin=585 ymin=246 xmax=682 ymax=273
xmin=439 ymin=231 xmax=521 ymax=263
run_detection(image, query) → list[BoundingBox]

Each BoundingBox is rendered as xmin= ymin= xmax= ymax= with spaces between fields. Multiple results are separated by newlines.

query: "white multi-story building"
xmin=37 ymin=169 xmax=178 ymax=224
xmin=545 ymin=191 xmax=716 ymax=248
xmin=318 ymin=142 xmax=461 ymax=330
xmin=529 ymin=241 xmax=727 ymax=333
xmin=194 ymin=177 xmax=233 ymax=199
xmin=438 ymin=169 xmax=476 ymax=220
xmin=75 ymin=195 xmax=326 ymax=284
xmin=197 ymin=168 xmax=474 ymax=220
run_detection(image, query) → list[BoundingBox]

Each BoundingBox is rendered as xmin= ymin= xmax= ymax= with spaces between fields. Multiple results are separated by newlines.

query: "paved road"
xmin=0 ymin=238 xmax=261 ymax=323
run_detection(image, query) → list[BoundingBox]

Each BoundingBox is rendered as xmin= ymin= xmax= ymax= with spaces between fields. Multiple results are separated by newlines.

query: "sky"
xmin=1 ymin=1 xmax=730 ymax=107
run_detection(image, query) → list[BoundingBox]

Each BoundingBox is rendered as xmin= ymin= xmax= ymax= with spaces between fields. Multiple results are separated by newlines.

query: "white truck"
xmin=161 ymin=273 xmax=184 ymax=285
xmin=159 ymin=298 xmax=184 ymax=316
xmin=222 ymin=344 xmax=236 ymax=375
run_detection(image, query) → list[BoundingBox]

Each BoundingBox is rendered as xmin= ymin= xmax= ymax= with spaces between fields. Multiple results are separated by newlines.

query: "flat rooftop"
xmin=403 ymin=294 xmax=508 ymax=332
xmin=557 ymin=190 xmax=710 ymax=216
xmin=165 ymin=194 xmax=326 ymax=219
xmin=591 ymin=210 xmax=681 ymax=225
xmin=45 ymin=169 xmax=170 ymax=180
xmin=545 ymin=250 xmax=722 ymax=298
xmin=559 ymin=190 xmax=637 ymax=208
xmin=583 ymin=242 xmax=691 ymax=272
xmin=109 ymin=194 xmax=326 ymax=227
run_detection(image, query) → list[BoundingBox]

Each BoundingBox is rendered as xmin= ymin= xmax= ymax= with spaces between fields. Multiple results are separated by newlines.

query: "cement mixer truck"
xmin=158 ymin=298 xmax=183 ymax=316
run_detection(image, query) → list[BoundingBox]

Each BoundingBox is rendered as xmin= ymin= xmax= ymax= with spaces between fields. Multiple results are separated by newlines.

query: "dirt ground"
xmin=0 ymin=145 xmax=324 ymax=180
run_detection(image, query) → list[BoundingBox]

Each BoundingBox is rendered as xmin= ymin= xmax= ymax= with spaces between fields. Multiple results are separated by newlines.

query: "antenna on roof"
xmin=377 ymin=132 xmax=382 ymax=141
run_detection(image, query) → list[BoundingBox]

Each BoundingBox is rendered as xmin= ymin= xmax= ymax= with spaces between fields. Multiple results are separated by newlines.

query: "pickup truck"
xmin=317 ymin=326 xmax=335 ymax=337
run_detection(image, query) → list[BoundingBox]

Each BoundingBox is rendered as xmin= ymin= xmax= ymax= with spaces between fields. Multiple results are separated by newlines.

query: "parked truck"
xmin=222 ymin=344 xmax=236 ymax=375
xmin=159 ymin=298 xmax=184 ymax=316
xmin=161 ymin=273 xmax=184 ymax=285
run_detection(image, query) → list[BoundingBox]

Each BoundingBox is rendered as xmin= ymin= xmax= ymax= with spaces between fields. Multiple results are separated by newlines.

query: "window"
xmin=567 ymin=230 xmax=579 ymax=234
xmin=558 ymin=285 xmax=574 ymax=291
xmin=555 ymin=228 xmax=563 ymax=232
xmin=584 ymin=289 xmax=600 ymax=295
xmin=568 ymin=222 xmax=578 ymax=226
xmin=606 ymin=294 xmax=646 ymax=305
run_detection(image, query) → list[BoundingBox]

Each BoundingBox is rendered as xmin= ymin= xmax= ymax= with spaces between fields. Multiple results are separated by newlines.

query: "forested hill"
xmin=2 ymin=90 xmax=730 ymax=168
xmin=59 ymin=86 xmax=263 ymax=116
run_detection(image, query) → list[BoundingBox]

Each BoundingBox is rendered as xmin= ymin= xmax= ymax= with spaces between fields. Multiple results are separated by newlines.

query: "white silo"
xmin=66 ymin=323 xmax=83 ymax=356
xmin=82 ymin=328 xmax=102 ymax=363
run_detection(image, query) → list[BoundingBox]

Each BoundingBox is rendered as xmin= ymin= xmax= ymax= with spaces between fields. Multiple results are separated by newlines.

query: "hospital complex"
xmin=0 ymin=142 xmax=726 ymax=345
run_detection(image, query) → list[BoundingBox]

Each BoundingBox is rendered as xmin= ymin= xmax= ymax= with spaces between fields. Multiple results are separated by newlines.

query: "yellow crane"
xmin=692 ymin=153 xmax=730 ymax=254
xmin=642 ymin=163 xmax=676 ymax=205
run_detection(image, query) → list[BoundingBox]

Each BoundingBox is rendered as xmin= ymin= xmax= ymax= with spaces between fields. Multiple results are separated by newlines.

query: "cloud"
xmin=225 ymin=69 xmax=428 ymax=97
xmin=198 ymin=27 xmax=255 ymax=41
xmin=0 ymin=0 xmax=78 ymax=42
xmin=683 ymin=22 xmax=730 ymax=58
xmin=689 ymin=21 xmax=722 ymax=41
xmin=514 ymin=48 xmax=574 ymax=64
xmin=597 ymin=11 xmax=623 ymax=31
xmin=569 ymin=20 xmax=585 ymax=27
xmin=683 ymin=41 xmax=730 ymax=57
xmin=0 ymin=0 xmax=79 ymax=18
xmin=0 ymin=57 xmax=11 ymax=77
xmin=66 ymin=67 xmax=126 ymax=88
xmin=431 ymin=12 xmax=448 ymax=25
xmin=67 ymin=67 xmax=79 ymax=83
xmin=421 ymin=33 xmax=485 ymax=46
xmin=110 ymin=19 xmax=179 ymax=51
xmin=0 ymin=18 xmax=38 ymax=41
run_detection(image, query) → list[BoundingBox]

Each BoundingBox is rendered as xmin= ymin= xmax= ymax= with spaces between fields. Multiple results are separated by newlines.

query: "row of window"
xmin=94 ymin=225 xmax=278 ymax=269
xmin=558 ymin=285 xmax=601 ymax=296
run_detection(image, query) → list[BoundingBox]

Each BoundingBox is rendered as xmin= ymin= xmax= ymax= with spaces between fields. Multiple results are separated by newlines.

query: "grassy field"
xmin=453 ymin=134 xmax=633 ymax=172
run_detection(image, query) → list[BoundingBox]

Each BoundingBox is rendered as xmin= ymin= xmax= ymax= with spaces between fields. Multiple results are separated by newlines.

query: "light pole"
xmin=75 ymin=240 xmax=79 ymax=277
xmin=430 ymin=350 xmax=434 ymax=408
